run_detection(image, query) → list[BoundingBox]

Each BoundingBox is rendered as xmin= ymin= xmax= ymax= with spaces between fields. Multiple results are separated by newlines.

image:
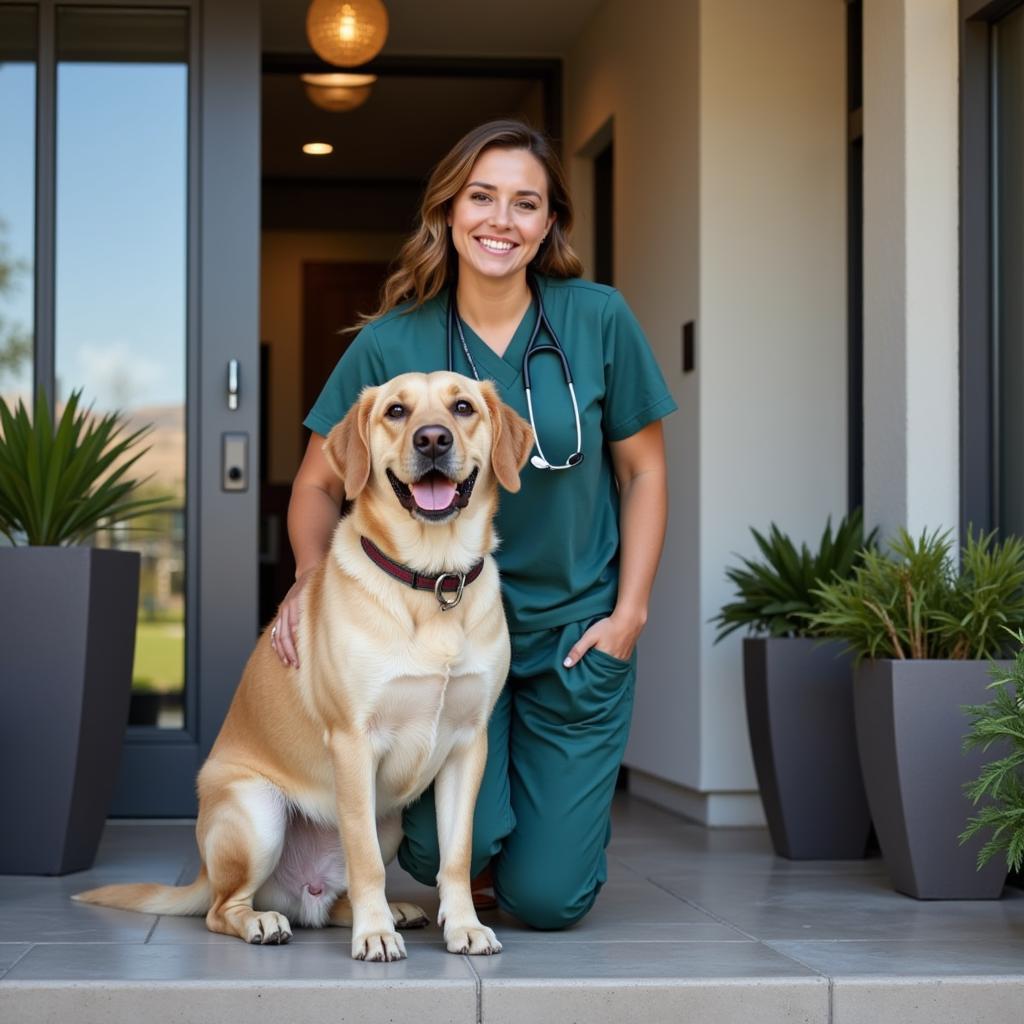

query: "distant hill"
xmin=123 ymin=404 xmax=185 ymax=500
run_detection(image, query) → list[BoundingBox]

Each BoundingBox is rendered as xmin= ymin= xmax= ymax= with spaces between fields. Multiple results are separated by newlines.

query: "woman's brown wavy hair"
xmin=360 ymin=119 xmax=583 ymax=325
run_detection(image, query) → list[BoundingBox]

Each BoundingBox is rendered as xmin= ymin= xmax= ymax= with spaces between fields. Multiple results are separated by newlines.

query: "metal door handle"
xmin=227 ymin=359 xmax=239 ymax=410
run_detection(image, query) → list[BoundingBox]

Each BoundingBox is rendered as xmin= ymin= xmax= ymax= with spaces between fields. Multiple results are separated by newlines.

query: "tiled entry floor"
xmin=2 ymin=794 xmax=1023 ymax=1023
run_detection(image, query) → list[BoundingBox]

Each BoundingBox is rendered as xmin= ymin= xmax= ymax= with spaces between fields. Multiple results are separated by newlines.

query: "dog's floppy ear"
xmin=479 ymin=381 xmax=534 ymax=493
xmin=323 ymin=386 xmax=377 ymax=498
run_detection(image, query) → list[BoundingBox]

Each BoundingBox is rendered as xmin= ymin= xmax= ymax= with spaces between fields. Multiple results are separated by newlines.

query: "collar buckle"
xmin=434 ymin=572 xmax=466 ymax=611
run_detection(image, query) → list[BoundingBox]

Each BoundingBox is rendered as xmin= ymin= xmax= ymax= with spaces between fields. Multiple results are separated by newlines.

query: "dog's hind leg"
xmin=327 ymin=893 xmax=353 ymax=926
xmin=199 ymin=777 xmax=292 ymax=945
xmin=327 ymin=892 xmax=427 ymax=931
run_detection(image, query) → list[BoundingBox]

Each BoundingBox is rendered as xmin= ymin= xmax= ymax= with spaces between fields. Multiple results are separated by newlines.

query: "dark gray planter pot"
xmin=0 ymin=546 xmax=140 ymax=875
xmin=853 ymin=659 xmax=1009 ymax=900
xmin=743 ymin=637 xmax=872 ymax=859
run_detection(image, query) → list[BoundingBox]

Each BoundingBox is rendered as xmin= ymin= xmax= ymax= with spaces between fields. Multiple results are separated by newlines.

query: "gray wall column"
xmin=863 ymin=0 xmax=960 ymax=542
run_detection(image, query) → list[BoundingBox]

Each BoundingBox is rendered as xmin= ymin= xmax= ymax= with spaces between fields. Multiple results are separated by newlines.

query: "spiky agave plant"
xmin=960 ymin=630 xmax=1024 ymax=871
xmin=806 ymin=527 xmax=1024 ymax=662
xmin=0 ymin=388 xmax=167 ymax=546
xmin=712 ymin=509 xmax=876 ymax=642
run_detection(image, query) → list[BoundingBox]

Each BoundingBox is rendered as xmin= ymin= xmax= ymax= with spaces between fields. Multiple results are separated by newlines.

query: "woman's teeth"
xmin=477 ymin=237 xmax=516 ymax=253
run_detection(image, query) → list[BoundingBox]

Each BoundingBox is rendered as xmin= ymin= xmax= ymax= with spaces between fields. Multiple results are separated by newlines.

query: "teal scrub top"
xmin=304 ymin=275 xmax=678 ymax=634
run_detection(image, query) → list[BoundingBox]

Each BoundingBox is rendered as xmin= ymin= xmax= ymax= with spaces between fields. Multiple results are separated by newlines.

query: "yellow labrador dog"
xmin=75 ymin=371 xmax=533 ymax=962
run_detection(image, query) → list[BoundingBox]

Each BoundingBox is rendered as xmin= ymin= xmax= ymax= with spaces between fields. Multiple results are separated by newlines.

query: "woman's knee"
xmin=397 ymin=822 xmax=439 ymax=886
xmin=495 ymin=865 xmax=602 ymax=930
xmin=398 ymin=798 xmax=511 ymax=885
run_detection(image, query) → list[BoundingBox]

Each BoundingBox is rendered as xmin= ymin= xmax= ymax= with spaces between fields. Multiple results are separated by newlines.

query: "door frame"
xmin=119 ymin=0 xmax=260 ymax=815
xmin=959 ymin=0 xmax=1024 ymax=539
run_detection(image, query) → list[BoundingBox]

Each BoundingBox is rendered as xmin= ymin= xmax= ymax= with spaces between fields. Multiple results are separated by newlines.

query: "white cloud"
xmin=70 ymin=342 xmax=167 ymax=410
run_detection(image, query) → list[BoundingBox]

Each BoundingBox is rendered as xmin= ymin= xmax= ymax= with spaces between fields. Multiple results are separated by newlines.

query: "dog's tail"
xmin=72 ymin=868 xmax=213 ymax=917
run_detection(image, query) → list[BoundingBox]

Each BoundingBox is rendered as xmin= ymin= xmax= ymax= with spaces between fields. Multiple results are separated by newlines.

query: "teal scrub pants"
xmin=398 ymin=616 xmax=637 ymax=931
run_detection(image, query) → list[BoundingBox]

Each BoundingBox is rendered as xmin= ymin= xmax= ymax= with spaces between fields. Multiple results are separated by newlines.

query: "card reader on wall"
xmin=222 ymin=433 xmax=248 ymax=492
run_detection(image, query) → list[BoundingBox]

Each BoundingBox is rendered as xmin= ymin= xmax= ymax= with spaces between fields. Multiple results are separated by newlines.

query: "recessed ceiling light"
xmin=301 ymin=73 xmax=377 ymax=88
xmin=302 ymin=142 xmax=334 ymax=155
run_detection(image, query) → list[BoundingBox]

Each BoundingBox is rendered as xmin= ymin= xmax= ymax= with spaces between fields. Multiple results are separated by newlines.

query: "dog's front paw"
xmin=444 ymin=922 xmax=502 ymax=955
xmin=352 ymin=928 xmax=407 ymax=962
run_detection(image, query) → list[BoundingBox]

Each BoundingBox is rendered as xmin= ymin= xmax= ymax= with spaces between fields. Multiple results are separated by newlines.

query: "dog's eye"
xmin=385 ymin=404 xmax=406 ymax=420
xmin=453 ymin=400 xmax=474 ymax=417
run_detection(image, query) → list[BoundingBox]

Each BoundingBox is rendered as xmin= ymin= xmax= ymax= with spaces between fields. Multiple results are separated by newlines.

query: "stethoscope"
xmin=447 ymin=274 xmax=584 ymax=471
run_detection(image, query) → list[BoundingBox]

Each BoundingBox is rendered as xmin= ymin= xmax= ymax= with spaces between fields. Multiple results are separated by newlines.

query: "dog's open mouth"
xmin=387 ymin=467 xmax=478 ymax=519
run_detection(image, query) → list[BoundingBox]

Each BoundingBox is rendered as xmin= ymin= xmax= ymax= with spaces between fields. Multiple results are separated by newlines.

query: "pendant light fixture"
xmin=306 ymin=0 xmax=389 ymax=68
xmin=302 ymin=72 xmax=377 ymax=113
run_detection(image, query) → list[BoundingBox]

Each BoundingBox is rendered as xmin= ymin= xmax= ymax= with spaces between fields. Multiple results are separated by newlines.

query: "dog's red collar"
xmin=359 ymin=536 xmax=484 ymax=611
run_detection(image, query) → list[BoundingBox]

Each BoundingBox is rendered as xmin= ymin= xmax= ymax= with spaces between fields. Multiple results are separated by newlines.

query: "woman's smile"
xmin=475 ymin=235 xmax=519 ymax=255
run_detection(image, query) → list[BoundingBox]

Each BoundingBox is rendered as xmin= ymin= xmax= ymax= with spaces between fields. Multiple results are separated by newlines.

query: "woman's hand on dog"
xmin=271 ymin=570 xmax=314 ymax=668
xmin=562 ymin=609 xmax=646 ymax=668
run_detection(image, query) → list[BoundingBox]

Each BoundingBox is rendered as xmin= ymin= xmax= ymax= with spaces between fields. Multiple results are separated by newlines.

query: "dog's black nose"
xmin=413 ymin=424 xmax=453 ymax=461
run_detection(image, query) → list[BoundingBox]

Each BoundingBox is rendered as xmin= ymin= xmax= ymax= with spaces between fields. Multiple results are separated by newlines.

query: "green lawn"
xmin=133 ymin=619 xmax=185 ymax=694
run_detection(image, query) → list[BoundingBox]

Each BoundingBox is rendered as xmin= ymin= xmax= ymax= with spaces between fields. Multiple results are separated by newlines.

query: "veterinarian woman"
xmin=274 ymin=120 xmax=676 ymax=930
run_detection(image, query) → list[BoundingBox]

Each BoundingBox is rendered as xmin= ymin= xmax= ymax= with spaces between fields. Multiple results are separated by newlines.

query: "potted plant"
xmin=960 ymin=633 xmax=1024 ymax=878
xmin=806 ymin=527 xmax=1024 ymax=899
xmin=713 ymin=509 xmax=877 ymax=859
xmin=0 ymin=389 xmax=165 ymax=875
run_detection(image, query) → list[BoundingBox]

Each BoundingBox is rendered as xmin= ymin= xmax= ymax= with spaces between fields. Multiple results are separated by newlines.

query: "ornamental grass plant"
xmin=804 ymin=527 xmax=1024 ymax=663
xmin=712 ymin=508 xmax=876 ymax=642
xmin=960 ymin=631 xmax=1024 ymax=872
xmin=0 ymin=388 xmax=166 ymax=546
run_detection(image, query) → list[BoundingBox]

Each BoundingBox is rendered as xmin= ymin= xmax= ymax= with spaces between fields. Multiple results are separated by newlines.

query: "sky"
xmin=0 ymin=60 xmax=187 ymax=413
xmin=0 ymin=62 xmax=35 ymax=401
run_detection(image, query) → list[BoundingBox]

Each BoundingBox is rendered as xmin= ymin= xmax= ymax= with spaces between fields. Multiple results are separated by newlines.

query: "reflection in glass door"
xmin=0 ymin=6 xmax=36 ymax=410
xmin=54 ymin=8 xmax=188 ymax=728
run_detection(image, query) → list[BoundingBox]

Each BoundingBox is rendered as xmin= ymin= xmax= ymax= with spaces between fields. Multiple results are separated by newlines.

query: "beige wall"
xmin=698 ymin=0 xmax=847 ymax=802
xmin=565 ymin=0 xmax=847 ymax=823
xmin=260 ymin=230 xmax=405 ymax=483
xmin=564 ymin=0 xmax=703 ymax=799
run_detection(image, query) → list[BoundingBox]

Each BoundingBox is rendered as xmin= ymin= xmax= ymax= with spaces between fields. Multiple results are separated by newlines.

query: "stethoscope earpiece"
xmin=530 ymin=455 xmax=548 ymax=470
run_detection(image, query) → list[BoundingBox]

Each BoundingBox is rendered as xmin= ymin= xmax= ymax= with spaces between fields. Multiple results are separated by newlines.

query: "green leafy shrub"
xmin=960 ymin=632 xmax=1024 ymax=871
xmin=712 ymin=509 xmax=876 ymax=642
xmin=805 ymin=527 xmax=1024 ymax=662
xmin=0 ymin=388 xmax=166 ymax=545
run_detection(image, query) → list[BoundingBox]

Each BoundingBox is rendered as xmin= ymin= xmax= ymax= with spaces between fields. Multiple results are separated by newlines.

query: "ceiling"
xmin=262 ymin=74 xmax=542 ymax=183
xmin=260 ymin=0 xmax=601 ymax=217
xmin=261 ymin=0 xmax=604 ymax=58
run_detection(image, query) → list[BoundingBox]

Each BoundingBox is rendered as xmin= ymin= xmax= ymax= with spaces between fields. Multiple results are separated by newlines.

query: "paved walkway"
xmin=2 ymin=794 xmax=1023 ymax=1022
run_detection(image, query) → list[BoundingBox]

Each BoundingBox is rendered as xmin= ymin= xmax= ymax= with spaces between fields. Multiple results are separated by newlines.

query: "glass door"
xmin=1 ymin=0 xmax=261 ymax=816
xmin=995 ymin=4 xmax=1024 ymax=538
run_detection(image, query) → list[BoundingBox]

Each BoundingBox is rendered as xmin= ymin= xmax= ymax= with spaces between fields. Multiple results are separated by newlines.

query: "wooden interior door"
xmin=302 ymin=261 xmax=391 ymax=422
xmin=255 ymin=260 xmax=391 ymax=624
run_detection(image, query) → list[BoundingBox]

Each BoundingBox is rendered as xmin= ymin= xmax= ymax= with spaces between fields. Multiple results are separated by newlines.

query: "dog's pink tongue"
xmin=411 ymin=476 xmax=457 ymax=511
